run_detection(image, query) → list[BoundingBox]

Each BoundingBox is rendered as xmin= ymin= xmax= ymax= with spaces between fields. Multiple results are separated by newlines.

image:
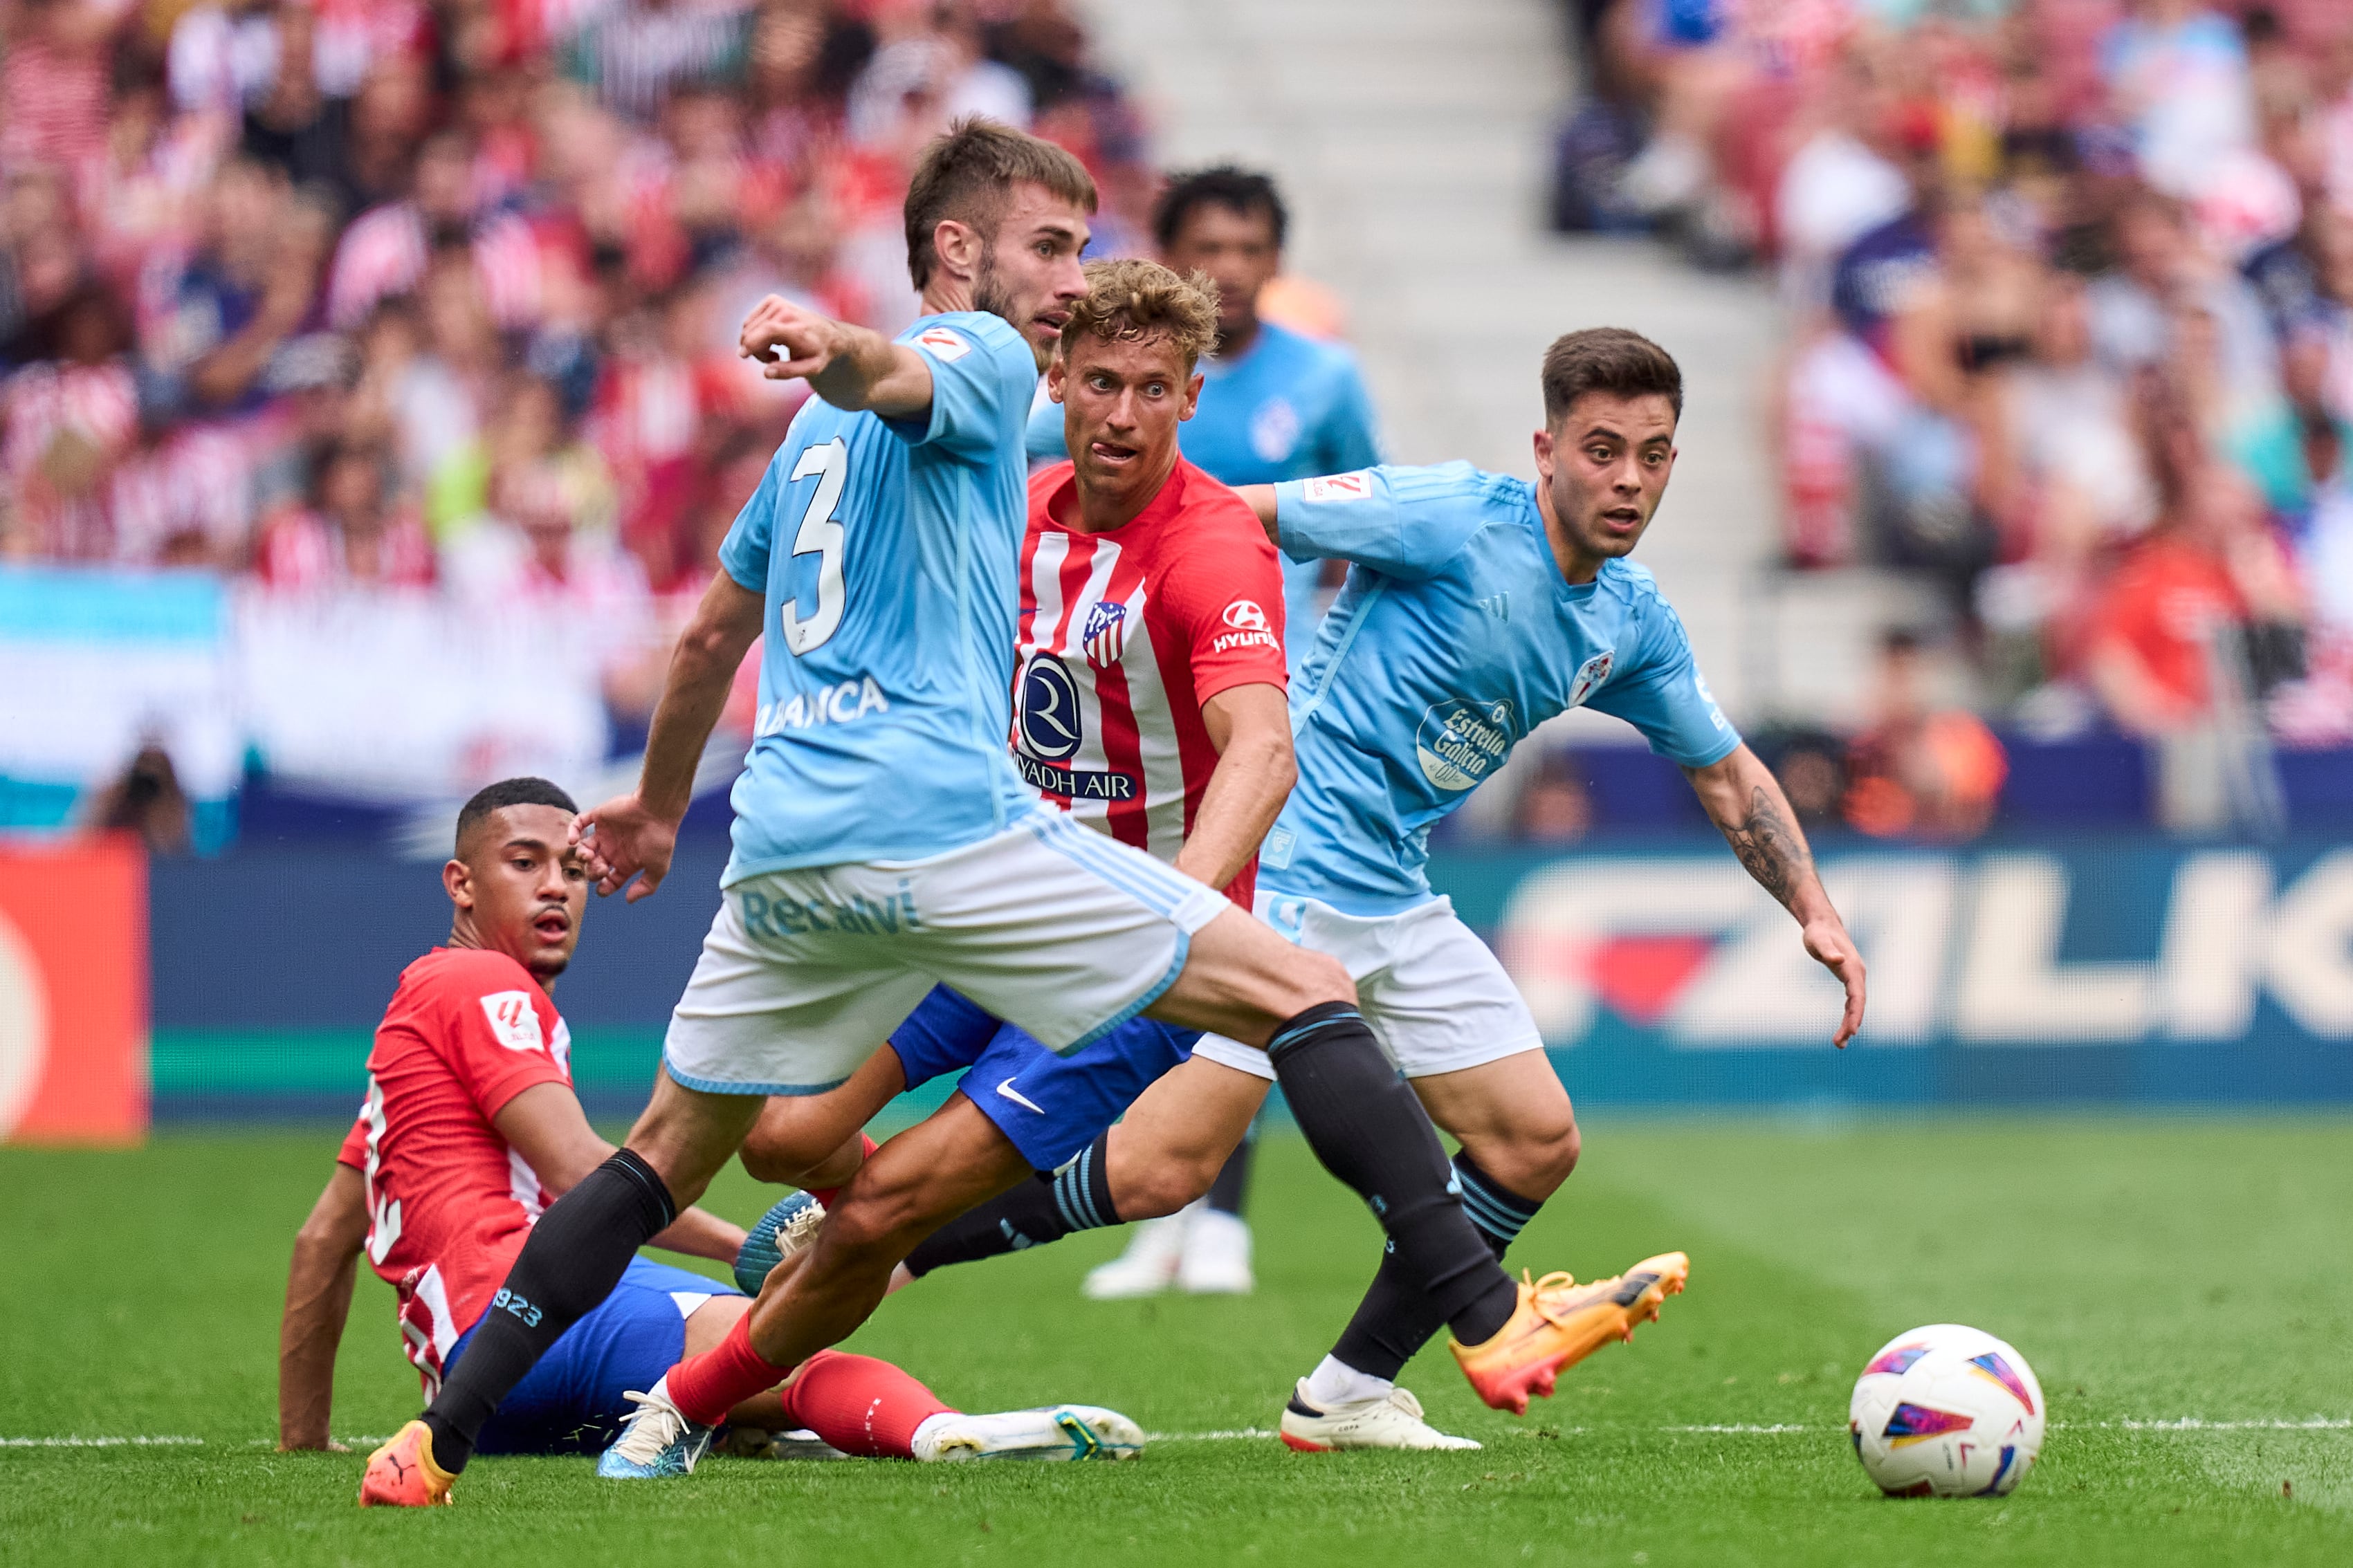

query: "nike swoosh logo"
xmin=994 ymin=1077 xmax=1046 ymax=1115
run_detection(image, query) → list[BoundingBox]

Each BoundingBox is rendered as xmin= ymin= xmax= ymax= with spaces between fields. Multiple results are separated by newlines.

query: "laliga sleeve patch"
xmin=480 ymin=990 xmax=546 ymax=1053
xmin=914 ymin=326 xmax=972 ymax=362
xmin=1302 ymin=472 xmax=1372 ymax=502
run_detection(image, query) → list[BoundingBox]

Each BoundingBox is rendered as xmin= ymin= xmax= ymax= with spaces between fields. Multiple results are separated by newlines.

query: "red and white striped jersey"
xmin=1013 ymin=459 xmax=1288 ymax=906
xmin=336 ymin=947 xmax=573 ymax=1398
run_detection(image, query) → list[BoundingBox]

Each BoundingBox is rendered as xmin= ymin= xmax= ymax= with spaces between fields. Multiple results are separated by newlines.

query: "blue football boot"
xmin=596 ymin=1376 xmax=717 ymax=1479
xmin=733 ymin=1190 xmax=827 ymax=1295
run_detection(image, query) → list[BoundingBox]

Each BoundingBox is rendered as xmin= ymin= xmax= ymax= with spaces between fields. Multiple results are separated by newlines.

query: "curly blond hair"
xmin=1058 ymin=257 xmax=1221 ymax=371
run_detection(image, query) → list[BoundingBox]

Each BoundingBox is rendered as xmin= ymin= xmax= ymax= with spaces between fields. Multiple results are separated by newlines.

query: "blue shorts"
xmin=448 ymin=1257 xmax=739 ymax=1456
xmin=890 ymin=984 xmax=1199 ymax=1170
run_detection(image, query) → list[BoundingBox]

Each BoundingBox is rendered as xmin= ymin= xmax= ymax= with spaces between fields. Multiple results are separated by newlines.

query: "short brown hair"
xmin=1541 ymin=327 xmax=1683 ymax=424
xmin=904 ymin=118 xmax=1097 ymax=290
xmin=1059 ymin=258 xmax=1220 ymax=371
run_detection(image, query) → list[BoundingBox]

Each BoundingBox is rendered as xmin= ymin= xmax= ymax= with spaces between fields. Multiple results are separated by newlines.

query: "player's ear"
xmin=931 ymin=217 xmax=980 ymax=286
xmin=1182 ymin=370 xmax=1204 ymax=421
xmin=443 ymin=857 xmax=475 ymax=912
xmin=1532 ymin=425 xmax=1555 ymax=478
xmin=1047 ymin=355 xmax=1067 ymax=402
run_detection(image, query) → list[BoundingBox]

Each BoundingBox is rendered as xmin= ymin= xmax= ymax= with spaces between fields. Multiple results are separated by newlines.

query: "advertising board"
xmin=1434 ymin=838 xmax=2353 ymax=1104
xmin=0 ymin=837 xmax=148 ymax=1143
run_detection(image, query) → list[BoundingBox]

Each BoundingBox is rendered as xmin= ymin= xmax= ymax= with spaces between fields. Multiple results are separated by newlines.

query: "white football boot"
xmin=1278 ymin=1379 xmax=1482 ymax=1452
xmin=1081 ymin=1212 xmax=1188 ymax=1300
xmin=1175 ymin=1206 xmax=1254 ymax=1295
xmin=912 ymin=1405 xmax=1146 ymax=1461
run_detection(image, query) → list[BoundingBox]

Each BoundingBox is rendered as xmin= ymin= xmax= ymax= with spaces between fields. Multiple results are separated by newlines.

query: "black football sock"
xmin=1203 ymin=1118 xmax=1256 ymax=1217
xmin=1265 ymin=1004 xmax=1518 ymax=1345
xmin=1328 ymin=1151 xmax=1546 ymax=1383
xmin=421 ymin=1148 xmax=675 ymax=1473
xmin=901 ymin=1132 xmax=1118 ymax=1277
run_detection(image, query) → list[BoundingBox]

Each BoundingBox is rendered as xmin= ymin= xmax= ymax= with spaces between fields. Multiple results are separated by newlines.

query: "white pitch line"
xmin=0 ymin=1436 xmax=205 ymax=1448
xmin=11 ymin=1420 xmax=2350 ymax=1452
xmin=1665 ymin=1423 xmax=1809 ymax=1435
xmin=2094 ymin=1419 xmax=2353 ymax=1432
xmin=1150 ymin=1419 xmax=2353 ymax=1442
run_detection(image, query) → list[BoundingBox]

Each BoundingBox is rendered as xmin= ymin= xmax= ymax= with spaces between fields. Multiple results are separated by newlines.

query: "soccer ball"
xmin=1849 ymin=1324 xmax=2044 ymax=1497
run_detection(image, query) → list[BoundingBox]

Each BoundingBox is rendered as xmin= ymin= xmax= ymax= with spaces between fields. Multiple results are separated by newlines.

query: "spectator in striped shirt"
xmin=253 ymin=436 xmax=434 ymax=591
xmin=567 ymin=0 xmax=752 ymax=126
xmin=327 ymin=131 xmax=542 ymax=333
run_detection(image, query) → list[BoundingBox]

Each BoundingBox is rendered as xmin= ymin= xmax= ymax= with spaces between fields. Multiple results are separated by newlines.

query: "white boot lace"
xmin=610 ymin=1387 xmax=690 ymax=1468
xmin=774 ymin=1197 xmax=827 ymax=1260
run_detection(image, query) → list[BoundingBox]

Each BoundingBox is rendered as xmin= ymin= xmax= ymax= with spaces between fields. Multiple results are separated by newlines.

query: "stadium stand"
xmin=6 ymin=0 xmax=2353 ymax=851
xmin=0 ymin=0 xmax=1153 ymax=839
xmin=1543 ymin=0 xmax=2353 ymax=837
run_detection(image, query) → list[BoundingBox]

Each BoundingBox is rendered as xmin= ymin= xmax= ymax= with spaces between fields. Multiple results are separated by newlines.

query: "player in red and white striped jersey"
xmin=1011 ymin=432 xmax=1290 ymax=905
xmin=290 ymin=778 xmax=1142 ymax=1488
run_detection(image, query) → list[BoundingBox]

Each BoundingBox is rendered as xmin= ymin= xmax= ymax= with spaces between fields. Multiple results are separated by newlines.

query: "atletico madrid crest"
xmin=1081 ymin=599 xmax=1128 ymax=665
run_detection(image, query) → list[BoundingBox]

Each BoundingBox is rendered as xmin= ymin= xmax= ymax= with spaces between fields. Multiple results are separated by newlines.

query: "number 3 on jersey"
xmin=781 ymin=437 xmax=849 ymax=654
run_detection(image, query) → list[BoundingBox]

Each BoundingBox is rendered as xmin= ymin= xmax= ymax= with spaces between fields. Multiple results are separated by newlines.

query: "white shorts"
xmin=1191 ymin=892 xmax=1545 ymax=1082
xmin=663 ymin=811 xmax=1228 ymax=1096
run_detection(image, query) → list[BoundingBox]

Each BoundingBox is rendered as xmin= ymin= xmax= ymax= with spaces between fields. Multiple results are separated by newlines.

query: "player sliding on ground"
xmin=891 ymin=328 xmax=1868 ymax=1450
xmin=363 ymin=122 xmax=1618 ymax=1506
xmin=292 ymin=779 xmax=1142 ymax=1468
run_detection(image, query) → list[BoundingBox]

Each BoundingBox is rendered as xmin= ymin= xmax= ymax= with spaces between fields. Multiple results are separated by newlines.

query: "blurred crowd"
xmin=1555 ymin=0 xmax=2353 ymax=822
xmin=0 ymin=0 xmax=1148 ymax=720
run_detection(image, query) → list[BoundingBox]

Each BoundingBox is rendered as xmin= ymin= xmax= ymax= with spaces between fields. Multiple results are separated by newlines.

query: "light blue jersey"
xmin=1262 ymin=462 xmax=1740 ymax=913
xmin=718 ymin=311 xmax=1039 ymax=882
xmin=1025 ymin=320 xmax=1381 ymax=656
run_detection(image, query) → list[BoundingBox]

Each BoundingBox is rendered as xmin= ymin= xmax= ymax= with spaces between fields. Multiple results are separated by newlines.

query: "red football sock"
xmin=667 ymin=1313 xmax=794 ymax=1427
xmin=778 ymin=1349 xmax=955 ymax=1459
xmin=807 ymin=1133 xmax=880 ymax=1209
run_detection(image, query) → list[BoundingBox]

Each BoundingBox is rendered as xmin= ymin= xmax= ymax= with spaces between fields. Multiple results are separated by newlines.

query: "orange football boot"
xmin=1451 ymin=1252 xmax=1691 ymax=1415
xmin=358 ymin=1420 xmax=457 ymax=1507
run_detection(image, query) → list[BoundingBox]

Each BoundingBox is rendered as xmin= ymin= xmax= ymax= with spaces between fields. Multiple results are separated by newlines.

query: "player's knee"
xmin=823 ymin=1171 xmax=944 ymax=1262
xmin=737 ymin=1132 xmax=803 ymax=1186
xmin=1114 ymin=1156 xmax=1216 ymax=1220
xmin=1285 ymin=951 xmax=1355 ymax=1013
xmin=738 ymin=1118 xmax=827 ymax=1186
xmin=1510 ymin=1110 xmax=1580 ymax=1194
xmin=1541 ymin=1113 xmax=1582 ymax=1186
xmin=813 ymin=1191 xmax=905 ymax=1264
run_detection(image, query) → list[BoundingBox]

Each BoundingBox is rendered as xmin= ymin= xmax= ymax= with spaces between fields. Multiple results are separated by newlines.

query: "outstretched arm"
xmin=493 ymin=1082 xmax=748 ymax=1263
xmin=1236 ymin=484 xmax=1279 ymax=546
xmin=1683 ymin=744 xmax=1867 ymax=1047
xmin=279 ymin=1163 xmax=368 ymax=1450
xmin=574 ymin=569 xmax=765 ymax=901
xmin=739 ymin=295 xmax=934 ymax=418
xmin=1175 ymin=682 xmax=1296 ymax=892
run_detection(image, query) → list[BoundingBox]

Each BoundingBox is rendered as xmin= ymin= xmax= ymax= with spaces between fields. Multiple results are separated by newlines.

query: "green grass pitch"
xmin=3 ymin=1117 xmax=2348 ymax=1567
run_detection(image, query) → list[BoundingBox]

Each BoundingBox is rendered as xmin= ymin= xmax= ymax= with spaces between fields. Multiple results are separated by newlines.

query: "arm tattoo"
xmin=1720 ymin=786 xmax=1810 ymax=910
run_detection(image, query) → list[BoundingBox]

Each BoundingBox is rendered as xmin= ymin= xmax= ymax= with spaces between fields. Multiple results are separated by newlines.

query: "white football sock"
xmin=1301 ymin=1355 xmax=1393 ymax=1412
